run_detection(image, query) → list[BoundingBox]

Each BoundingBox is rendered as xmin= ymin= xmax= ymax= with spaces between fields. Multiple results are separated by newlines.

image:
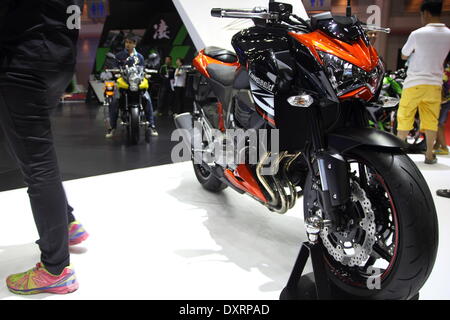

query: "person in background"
xmin=105 ymin=34 xmax=158 ymax=138
xmin=433 ymin=56 xmax=450 ymax=155
xmin=157 ymin=56 xmax=175 ymax=116
xmin=173 ymin=58 xmax=187 ymax=117
xmin=396 ymin=0 xmax=450 ymax=164
xmin=0 ymin=0 xmax=88 ymax=295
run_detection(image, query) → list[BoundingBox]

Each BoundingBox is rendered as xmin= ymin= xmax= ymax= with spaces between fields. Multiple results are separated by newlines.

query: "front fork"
xmin=121 ymin=92 xmax=149 ymax=126
xmin=305 ymin=106 xmax=351 ymax=242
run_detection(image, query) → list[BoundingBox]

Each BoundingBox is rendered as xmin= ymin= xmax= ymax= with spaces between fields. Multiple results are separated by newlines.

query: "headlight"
xmin=319 ymin=52 xmax=383 ymax=97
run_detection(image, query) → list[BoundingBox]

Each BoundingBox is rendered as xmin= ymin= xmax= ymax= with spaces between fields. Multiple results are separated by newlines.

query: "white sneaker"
xmin=105 ymin=129 xmax=115 ymax=138
xmin=150 ymin=127 xmax=159 ymax=137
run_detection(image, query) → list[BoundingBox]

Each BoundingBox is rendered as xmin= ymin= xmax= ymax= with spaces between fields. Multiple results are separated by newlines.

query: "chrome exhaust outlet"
xmin=256 ymin=152 xmax=302 ymax=214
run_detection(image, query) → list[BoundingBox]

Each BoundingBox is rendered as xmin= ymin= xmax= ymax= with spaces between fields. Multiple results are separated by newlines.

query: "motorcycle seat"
xmin=206 ymin=63 xmax=237 ymax=86
xmin=204 ymin=46 xmax=238 ymax=64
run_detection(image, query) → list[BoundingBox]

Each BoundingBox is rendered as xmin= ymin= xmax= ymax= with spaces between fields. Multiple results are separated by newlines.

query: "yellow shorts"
xmin=397 ymin=85 xmax=442 ymax=132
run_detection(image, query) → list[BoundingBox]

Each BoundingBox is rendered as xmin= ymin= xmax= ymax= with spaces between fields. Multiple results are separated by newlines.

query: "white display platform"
xmin=173 ymin=0 xmax=309 ymax=51
xmin=0 ymin=154 xmax=449 ymax=300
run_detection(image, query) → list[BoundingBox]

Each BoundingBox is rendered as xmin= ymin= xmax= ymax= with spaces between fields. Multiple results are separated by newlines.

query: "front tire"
xmin=128 ymin=107 xmax=140 ymax=145
xmin=304 ymin=148 xmax=438 ymax=300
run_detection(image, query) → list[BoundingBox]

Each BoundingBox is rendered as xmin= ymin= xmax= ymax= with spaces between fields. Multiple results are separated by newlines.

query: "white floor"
xmin=0 ymin=154 xmax=449 ymax=300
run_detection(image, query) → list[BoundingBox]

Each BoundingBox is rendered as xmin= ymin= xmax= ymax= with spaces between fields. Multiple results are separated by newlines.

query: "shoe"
xmin=6 ymin=263 xmax=78 ymax=295
xmin=105 ymin=128 xmax=115 ymax=138
xmin=434 ymin=148 xmax=449 ymax=155
xmin=150 ymin=126 xmax=159 ymax=137
xmin=437 ymin=189 xmax=450 ymax=198
xmin=69 ymin=221 xmax=89 ymax=246
xmin=425 ymin=155 xmax=438 ymax=165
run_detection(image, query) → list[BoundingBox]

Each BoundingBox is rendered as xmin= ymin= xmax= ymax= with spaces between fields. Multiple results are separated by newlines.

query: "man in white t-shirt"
xmin=397 ymin=0 xmax=450 ymax=164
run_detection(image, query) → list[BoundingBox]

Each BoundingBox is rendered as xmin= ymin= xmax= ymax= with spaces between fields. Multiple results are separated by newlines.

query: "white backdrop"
xmin=172 ymin=0 xmax=309 ymax=52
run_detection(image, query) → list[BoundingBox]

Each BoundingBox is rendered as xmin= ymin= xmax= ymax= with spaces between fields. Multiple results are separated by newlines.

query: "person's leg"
xmin=418 ymin=85 xmax=441 ymax=162
xmin=435 ymin=102 xmax=450 ymax=151
xmin=175 ymin=87 xmax=185 ymax=114
xmin=157 ymin=85 xmax=168 ymax=115
xmin=397 ymin=87 xmax=419 ymax=141
xmin=168 ymin=86 xmax=175 ymax=115
xmin=0 ymin=69 xmax=72 ymax=275
xmin=67 ymin=204 xmax=76 ymax=224
xmin=143 ymin=92 xmax=155 ymax=127
xmin=425 ymin=130 xmax=438 ymax=160
xmin=108 ymin=96 xmax=120 ymax=130
xmin=435 ymin=125 xmax=446 ymax=149
xmin=179 ymin=87 xmax=186 ymax=113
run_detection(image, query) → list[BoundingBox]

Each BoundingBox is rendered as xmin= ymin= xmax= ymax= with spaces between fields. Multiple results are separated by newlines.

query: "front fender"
xmin=327 ymin=127 xmax=407 ymax=154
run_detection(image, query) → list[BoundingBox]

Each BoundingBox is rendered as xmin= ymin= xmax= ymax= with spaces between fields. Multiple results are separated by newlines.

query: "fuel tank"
xmin=231 ymin=26 xmax=295 ymax=127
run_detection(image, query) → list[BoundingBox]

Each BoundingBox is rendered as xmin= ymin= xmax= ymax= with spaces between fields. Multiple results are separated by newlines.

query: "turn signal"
xmin=287 ymin=94 xmax=314 ymax=108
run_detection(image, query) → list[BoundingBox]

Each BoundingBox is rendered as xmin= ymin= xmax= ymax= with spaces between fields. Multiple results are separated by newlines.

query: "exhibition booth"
xmin=0 ymin=0 xmax=449 ymax=301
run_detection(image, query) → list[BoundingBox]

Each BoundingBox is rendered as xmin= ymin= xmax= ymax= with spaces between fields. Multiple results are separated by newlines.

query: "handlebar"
xmin=362 ymin=24 xmax=391 ymax=34
xmin=106 ymin=68 xmax=158 ymax=75
xmin=211 ymin=8 xmax=278 ymax=20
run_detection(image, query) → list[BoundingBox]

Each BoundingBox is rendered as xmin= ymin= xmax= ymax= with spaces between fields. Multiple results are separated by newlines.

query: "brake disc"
xmin=320 ymin=180 xmax=377 ymax=267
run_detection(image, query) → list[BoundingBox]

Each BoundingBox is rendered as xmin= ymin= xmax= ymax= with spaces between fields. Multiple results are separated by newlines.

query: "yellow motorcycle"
xmin=106 ymin=53 xmax=156 ymax=144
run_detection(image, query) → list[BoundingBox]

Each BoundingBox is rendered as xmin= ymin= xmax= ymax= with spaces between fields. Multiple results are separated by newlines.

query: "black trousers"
xmin=174 ymin=87 xmax=185 ymax=114
xmin=0 ymin=68 xmax=76 ymax=275
xmin=157 ymin=83 xmax=174 ymax=115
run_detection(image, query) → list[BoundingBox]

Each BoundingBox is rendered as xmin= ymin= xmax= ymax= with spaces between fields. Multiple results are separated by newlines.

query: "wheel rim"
xmin=307 ymin=157 xmax=400 ymax=288
xmin=195 ymin=163 xmax=212 ymax=179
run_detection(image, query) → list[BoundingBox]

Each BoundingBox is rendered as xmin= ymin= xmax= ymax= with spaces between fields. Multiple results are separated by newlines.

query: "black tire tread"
xmin=193 ymin=162 xmax=227 ymax=193
xmin=305 ymin=149 xmax=438 ymax=300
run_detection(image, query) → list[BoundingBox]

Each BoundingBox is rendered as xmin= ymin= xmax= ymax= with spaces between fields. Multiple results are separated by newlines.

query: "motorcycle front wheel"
xmin=304 ymin=148 xmax=438 ymax=300
xmin=127 ymin=107 xmax=140 ymax=145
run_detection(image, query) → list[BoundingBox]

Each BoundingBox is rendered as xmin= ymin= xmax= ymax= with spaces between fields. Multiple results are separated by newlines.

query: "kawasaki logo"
xmin=249 ymin=71 xmax=275 ymax=93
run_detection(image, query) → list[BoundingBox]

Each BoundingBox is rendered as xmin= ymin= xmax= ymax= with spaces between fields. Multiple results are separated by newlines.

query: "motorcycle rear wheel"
xmin=303 ymin=148 xmax=438 ymax=299
xmin=193 ymin=162 xmax=228 ymax=193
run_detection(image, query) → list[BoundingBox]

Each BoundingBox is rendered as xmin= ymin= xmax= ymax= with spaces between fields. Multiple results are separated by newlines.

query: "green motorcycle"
xmin=370 ymin=69 xmax=426 ymax=152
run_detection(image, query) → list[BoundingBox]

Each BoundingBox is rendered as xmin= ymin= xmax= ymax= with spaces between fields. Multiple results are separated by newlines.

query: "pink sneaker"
xmin=6 ymin=263 xmax=78 ymax=295
xmin=69 ymin=221 xmax=89 ymax=246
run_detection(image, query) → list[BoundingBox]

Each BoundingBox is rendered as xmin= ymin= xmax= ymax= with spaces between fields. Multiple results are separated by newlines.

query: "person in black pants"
xmin=173 ymin=58 xmax=187 ymax=117
xmin=0 ymin=0 xmax=88 ymax=295
xmin=157 ymin=56 xmax=175 ymax=116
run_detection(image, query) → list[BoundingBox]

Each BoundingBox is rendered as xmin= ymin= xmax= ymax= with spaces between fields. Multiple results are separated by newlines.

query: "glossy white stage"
xmin=0 ymin=154 xmax=449 ymax=300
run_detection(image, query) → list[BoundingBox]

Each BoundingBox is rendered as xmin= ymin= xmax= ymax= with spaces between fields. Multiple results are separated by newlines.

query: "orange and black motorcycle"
xmin=174 ymin=1 xmax=438 ymax=299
